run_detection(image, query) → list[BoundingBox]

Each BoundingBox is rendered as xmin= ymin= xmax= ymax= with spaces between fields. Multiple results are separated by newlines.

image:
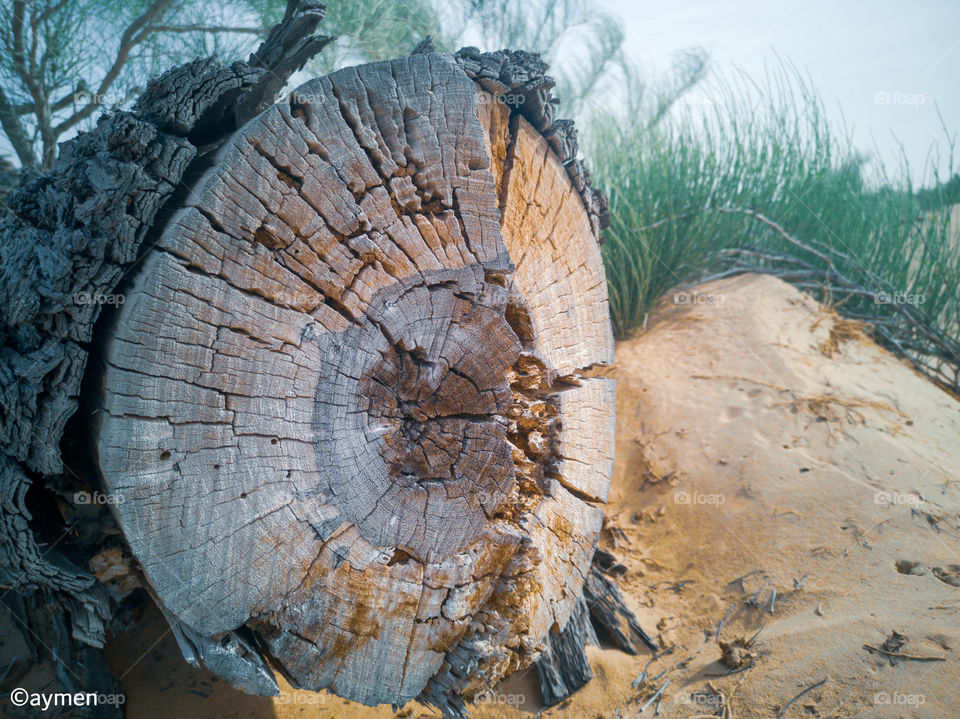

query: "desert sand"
xmin=105 ymin=273 xmax=960 ymax=719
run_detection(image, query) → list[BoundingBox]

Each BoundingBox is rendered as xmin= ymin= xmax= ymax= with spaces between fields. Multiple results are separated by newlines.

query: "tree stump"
xmin=94 ymin=49 xmax=614 ymax=711
xmin=1 ymin=5 xmax=627 ymax=714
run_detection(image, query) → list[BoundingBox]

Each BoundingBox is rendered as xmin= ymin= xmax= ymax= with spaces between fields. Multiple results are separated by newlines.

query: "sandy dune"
xmin=107 ymin=273 xmax=960 ymax=718
xmin=598 ymin=273 xmax=960 ymax=718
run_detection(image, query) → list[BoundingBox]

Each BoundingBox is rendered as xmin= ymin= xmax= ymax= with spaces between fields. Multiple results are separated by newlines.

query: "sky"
xmin=3 ymin=1 xmax=956 ymax=188
xmin=596 ymin=0 xmax=960 ymax=187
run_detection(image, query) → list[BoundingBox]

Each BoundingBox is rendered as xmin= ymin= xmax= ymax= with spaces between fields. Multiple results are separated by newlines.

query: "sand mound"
xmin=599 ymin=273 xmax=960 ymax=718
xmin=106 ymin=273 xmax=960 ymax=718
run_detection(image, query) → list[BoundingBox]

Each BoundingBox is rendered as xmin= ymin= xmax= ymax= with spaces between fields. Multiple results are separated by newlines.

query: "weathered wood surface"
xmin=535 ymin=597 xmax=598 ymax=706
xmin=0 ymin=1 xmax=330 ymax=712
xmin=0 ymin=10 xmax=647 ymax=715
xmin=94 ymin=49 xmax=616 ymax=713
xmin=534 ymin=555 xmax=660 ymax=708
xmin=455 ymin=47 xmax=609 ymax=242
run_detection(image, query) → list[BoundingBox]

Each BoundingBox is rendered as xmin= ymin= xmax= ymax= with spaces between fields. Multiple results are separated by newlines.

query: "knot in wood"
xmin=313 ymin=268 xmax=522 ymax=564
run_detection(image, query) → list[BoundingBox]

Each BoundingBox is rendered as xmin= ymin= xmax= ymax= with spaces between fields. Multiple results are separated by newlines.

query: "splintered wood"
xmin=95 ymin=52 xmax=615 ymax=711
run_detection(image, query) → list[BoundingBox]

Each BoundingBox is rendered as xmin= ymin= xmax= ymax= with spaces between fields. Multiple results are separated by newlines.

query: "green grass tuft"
xmin=587 ymin=62 xmax=960 ymax=392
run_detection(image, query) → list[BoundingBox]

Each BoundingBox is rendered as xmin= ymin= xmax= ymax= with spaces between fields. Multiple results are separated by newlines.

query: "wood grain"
xmin=95 ymin=51 xmax=615 ymax=713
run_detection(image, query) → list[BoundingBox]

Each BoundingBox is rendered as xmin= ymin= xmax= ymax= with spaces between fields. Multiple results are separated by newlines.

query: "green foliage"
xmin=916 ymin=172 xmax=960 ymax=210
xmin=0 ymin=0 xmax=265 ymax=167
xmin=589 ymin=62 xmax=960 ymax=390
xmin=294 ymin=0 xmax=441 ymax=75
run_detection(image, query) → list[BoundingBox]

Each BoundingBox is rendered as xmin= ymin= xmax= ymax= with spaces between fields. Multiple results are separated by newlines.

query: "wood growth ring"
xmin=93 ymin=51 xmax=615 ymax=709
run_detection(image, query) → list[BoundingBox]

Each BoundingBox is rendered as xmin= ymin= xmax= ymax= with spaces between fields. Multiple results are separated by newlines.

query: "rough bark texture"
xmin=95 ymin=49 xmax=613 ymax=712
xmin=534 ymin=597 xmax=598 ymax=706
xmin=453 ymin=47 xmax=609 ymax=242
xmin=0 ymin=8 xmax=646 ymax=717
xmin=531 ymin=556 xmax=661 ymax=708
xmin=584 ymin=560 xmax=659 ymax=655
xmin=0 ymin=2 xmax=330 ymax=713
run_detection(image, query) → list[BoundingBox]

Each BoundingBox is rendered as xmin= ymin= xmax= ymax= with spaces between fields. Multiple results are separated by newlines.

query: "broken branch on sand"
xmin=863 ymin=645 xmax=947 ymax=662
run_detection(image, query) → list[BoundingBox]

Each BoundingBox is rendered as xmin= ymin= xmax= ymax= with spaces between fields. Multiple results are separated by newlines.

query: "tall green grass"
xmin=588 ymin=64 xmax=960 ymax=392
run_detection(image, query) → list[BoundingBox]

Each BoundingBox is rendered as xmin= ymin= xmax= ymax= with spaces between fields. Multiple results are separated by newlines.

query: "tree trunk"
xmin=0 ymin=5 xmax=642 ymax=717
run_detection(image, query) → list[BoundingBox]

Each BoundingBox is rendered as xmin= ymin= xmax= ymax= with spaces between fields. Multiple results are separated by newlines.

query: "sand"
xmin=105 ymin=273 xmax=960 ymax=718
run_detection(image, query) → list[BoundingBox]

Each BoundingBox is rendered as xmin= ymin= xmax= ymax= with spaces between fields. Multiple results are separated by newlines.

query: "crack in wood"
xmin=83 ymin=49 xmax=616 ymax=715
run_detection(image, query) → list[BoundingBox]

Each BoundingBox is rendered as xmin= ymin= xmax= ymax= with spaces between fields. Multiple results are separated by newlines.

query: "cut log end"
xmin=92 ymin=50 xmax=615 ymax=711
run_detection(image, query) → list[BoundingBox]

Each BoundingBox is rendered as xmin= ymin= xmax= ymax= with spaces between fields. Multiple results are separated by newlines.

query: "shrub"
xmin=588 ymin=62 xmax=960 ymax=393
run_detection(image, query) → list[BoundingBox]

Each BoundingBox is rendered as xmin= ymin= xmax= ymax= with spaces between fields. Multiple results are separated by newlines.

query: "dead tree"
xmin=0 ymin=3 xmax=649 ymax=716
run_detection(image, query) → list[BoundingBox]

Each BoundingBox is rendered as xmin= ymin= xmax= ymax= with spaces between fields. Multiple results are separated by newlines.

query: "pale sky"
xmin=3 ymin=1 xmax=956 ymax=188
xmin=596 ymin=0 xmax=960 ymax=187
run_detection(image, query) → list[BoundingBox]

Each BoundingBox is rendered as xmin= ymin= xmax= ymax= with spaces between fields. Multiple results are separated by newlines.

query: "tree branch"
xmin=0 ymin=83 xmax=36 ymax=166
xmin=10 ymin=0 xmax=55 ymax=166
xmin=714 ymin=205 xmax=837 ymax=267
xmin=14 ymin=82 xmax=84 ymax=114
xmin=54 ymin=0 xmax=172 ymax=137
xmin=146 ymin=24 xmax=268 ymax=34
xmin=36 ymin=0 xmax=69 ymax=24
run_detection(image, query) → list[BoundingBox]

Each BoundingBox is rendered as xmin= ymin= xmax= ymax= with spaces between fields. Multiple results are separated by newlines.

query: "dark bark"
xmin=453 ymin=47 xmax=610 ymax=241
xmin=533 ymin=553 xmax=657 ymax=707
xmin=0 ymin=4 xmax=648 ymax=716
xmin=535 ymin=598 xmax=598 ymax=706
xmin=0 ymin=3 xmax=330 ymax=714
xmin=584 ymin=559 xmax=659 ymax=654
